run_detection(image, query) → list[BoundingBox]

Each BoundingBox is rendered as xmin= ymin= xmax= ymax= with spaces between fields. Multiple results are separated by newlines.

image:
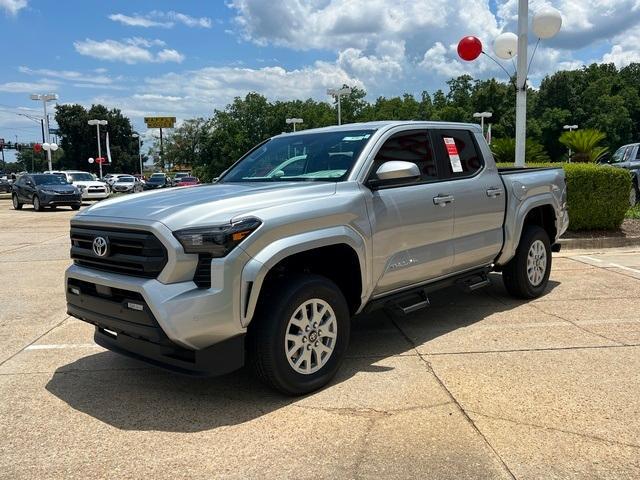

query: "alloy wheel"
xmin=284 ymin=298 xmax=337 ymax=375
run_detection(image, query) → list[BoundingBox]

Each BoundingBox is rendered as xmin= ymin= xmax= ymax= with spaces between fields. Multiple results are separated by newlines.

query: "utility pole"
xmin=327 ymin=87 xmax=351 ymax=125
xmin=514 ymin=0 xmax=528 ymax=167
xmin=30 ymin=93 xmax=58 ymax=171
xmin=563 ymin=124 xmax=578 ymax=161
xmin=88 ymin=119 xmax=108 ymax=178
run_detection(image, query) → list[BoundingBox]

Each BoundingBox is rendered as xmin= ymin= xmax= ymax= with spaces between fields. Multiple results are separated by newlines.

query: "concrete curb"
xmin=560 ymin=236 xmax=640 ymax=250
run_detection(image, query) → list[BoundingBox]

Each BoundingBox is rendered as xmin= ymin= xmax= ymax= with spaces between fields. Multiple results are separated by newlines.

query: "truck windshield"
xmin=220 ymin=130 xmax=375 ymax=183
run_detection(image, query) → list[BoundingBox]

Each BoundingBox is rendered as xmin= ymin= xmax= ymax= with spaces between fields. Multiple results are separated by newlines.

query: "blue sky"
xmin=1 ymin=0 xmax=639 ymax=163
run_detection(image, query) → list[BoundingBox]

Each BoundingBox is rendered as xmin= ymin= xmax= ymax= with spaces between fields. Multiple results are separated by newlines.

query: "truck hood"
xmin=76 ymin=182 xmax=337 ymax=230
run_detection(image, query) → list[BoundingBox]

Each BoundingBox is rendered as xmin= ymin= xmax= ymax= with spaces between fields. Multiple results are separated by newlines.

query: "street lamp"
xmin=327 ymin=87 xmax=351 ymax=125
xmin=30 ymin=93 xmax=58 ymax=171
xmin=563 ymin=124 xmax=578 ymax=161
xmin=473 ymin=112 xmax=492 ymax=136
xmin=285 ymin=118 xmax=303 ymax=132
xmin=88 ymin=119 xmax=108 ymax=179
xmin=132 ymin=133 xmax=143 ymax=174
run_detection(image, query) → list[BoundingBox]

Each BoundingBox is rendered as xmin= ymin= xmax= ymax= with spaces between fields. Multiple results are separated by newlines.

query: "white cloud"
xmin=86 ymin=62 xmax=362 ymax=124
xmin=73 ymin=38 xmax=184 ymax=64
xmin=602 ymin=30 xmax=640 ymax=67
xmin=109 ymin=10 xmax=212 ymax=29
xmin=108 ymin=13 xmax=172 ymax=28
xmin=18 ymin=66 xmax=116 ymax=85
xmin=0 ymin=81 xmax=59 ymax=93
xmin=0 ymin=0 xmax=27 ymax=16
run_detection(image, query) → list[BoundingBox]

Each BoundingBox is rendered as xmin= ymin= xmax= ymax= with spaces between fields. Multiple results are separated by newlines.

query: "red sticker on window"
xmin=444 ymin=137 xmax=458 ymax=155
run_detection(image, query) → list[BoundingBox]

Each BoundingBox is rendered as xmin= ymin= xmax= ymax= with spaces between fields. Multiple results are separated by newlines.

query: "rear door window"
xmin=432 ymin=129 xmax=484 ymax=178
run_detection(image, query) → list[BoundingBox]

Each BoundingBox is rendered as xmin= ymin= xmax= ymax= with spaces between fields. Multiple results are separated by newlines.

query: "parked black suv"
xmin=12 ymin=173 xmax=82 ymax=211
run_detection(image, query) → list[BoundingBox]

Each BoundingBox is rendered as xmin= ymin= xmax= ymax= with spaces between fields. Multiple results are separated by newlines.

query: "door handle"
xmin=433 ymin=194 xmax=454 ymax=206
xmin=486 ymin=187 xmax=503 ymax=197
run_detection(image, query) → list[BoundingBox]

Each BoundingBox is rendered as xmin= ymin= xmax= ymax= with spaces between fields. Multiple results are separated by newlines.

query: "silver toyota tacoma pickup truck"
xmin=65 ymin=121 xmax=568 ymax=395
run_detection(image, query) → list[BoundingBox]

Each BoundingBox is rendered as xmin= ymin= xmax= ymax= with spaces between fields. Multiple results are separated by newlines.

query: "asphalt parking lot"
xmin=1 ymin=194 xmax=639 ymax=479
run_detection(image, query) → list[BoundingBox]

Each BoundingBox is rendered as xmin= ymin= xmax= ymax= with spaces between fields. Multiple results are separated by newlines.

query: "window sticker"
xmin=444 ymin=137 xmax=463 ymax=173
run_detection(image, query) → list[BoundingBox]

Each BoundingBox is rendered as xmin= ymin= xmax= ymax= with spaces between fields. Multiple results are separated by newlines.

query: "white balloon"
xmin=494 ymin=32 xmax=518 ymax=60
xmin=49 ymin=143 xmax=59 ymax=151
xmin=42 ymin=142 xmax=50 ymax=150
xmin=533 ymin=7 xmax=562 ymax=39
xmin=88 ymin=157 xmax=95 ymax=164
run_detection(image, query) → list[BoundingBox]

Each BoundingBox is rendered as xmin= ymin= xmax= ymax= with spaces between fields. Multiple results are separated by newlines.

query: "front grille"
xmin=70 ymin=225 xmax=168 ymax=278
xmin=193 ymin=254 xmax=212 ymax=288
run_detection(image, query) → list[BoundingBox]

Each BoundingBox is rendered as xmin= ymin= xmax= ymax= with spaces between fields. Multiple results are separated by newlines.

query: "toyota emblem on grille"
xmin=92 ymin=236 xmax=109 ymax=257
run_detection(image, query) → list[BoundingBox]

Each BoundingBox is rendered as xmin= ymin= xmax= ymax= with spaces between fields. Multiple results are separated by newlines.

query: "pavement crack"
xmin=529 ymin=302 xmax=627 ymax=346
xmin=422 ymin=343 xmax=639 ymax=356
xmin=292 ymin=401 xmax=453 ymax=419
xmin=466 ymin=409 xmax=640 ymax=450
xmin=387 ymin=312 xmax=518 ymax=480
xmin=0 ymin=316 xmax=71 ymax=369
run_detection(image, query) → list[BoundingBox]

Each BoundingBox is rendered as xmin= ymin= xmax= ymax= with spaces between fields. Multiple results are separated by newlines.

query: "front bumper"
xmin=66 ymin=277 xmax=245 ymax=375
xmin=81 ymin=189 xmax=110 ymax=200
xmin=40 ymin=192 xmax=82 ymax=205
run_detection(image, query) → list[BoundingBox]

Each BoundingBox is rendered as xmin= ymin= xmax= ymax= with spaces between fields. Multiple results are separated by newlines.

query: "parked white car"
xmin=111 ymin=175 xmax=144 ymax=193
xmin=103 ymin=174 xmax=130 ymax=187
xmin=48 ymin=170 xmax=110 ymax=200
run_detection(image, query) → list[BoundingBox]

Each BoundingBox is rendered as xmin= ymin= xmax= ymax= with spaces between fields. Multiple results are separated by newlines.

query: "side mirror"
xmin=369 ymin=161 xmax=420 ymax=188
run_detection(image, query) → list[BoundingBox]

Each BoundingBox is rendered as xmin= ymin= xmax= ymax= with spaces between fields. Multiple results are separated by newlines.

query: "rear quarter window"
xmin=432 ymin=129 xmax=484 ymax=178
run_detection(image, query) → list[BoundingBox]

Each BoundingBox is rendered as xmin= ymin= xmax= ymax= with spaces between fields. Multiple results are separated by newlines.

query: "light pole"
xmin=473 ymin=112 xmax=493 ymax=136
xmin=563 ymin=124 xmax=578 ymax=161
xmin=88 ymin=119 xmax=108 ymax=178
xmin=132 ymin=133 xmax=143 ymax=174
xmin=285 ymin=118 xmax=303 ymax=132
xmin=30 ymin=93 xmax=58 ymax=171
xmin=327 ymin=87 xmax=351 ymax=125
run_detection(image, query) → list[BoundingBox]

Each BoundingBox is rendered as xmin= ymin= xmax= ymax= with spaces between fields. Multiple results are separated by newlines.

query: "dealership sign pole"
xmin=144 ymin=117 xmax=176 ymax=170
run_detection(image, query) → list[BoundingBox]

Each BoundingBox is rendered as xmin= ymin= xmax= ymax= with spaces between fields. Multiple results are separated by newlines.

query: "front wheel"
xmin=502 ymin=225 xmax=552 ymax=299
xmin=631 ymin=180 xmax=639 ymax=206
xmin=33 ymin=195 xmax=43 ymax=212
xmin=71 ymin=204 xmax=81 ymax=211
xmin=12 ymin=194 xmax=23 ymax=210
xmin=248 ymin=274 xmax=350 ymax=396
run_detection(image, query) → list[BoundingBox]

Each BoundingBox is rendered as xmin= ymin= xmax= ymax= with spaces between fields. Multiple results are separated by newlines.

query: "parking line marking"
xmin=573 ymin=255 xmax=640 ymax=276
xmin=25 ymin=344 xmax=100 ymax=351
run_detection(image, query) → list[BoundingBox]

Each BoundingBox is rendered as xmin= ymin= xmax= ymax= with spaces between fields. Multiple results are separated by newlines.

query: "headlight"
xmin=173 ymin=218 xmax=261 ymax=257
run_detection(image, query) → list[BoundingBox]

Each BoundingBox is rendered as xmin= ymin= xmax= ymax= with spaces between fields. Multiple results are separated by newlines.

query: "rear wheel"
xmin=248 ymin=274 xmax=350 ymax=395
xmin=631 ymin=179 xmax=639 ymax=206
xmin=12 ymin=194 xmax=23 ymax=210
xmin=71 ymin=204 xmax=81 ymax=211
xmin=32 ymin=195 xmax=43 ymax=212
xmin=502 ymin=225 xmax=552 ymax=299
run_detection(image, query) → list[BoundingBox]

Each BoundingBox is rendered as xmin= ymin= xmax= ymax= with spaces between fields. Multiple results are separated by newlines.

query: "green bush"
xmin=496 ymin=162 xmax=631 ymax=231
xmin=491 ymin=138 xmax=551 ymax=164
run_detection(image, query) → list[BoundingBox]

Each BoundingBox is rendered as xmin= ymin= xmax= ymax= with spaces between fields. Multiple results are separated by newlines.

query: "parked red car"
xmin=176 ymin=176 xmax=200 ymax=187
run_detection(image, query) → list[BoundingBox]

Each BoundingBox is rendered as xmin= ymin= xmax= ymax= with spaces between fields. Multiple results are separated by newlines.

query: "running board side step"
xmin=456 ymin=272 xmax=491 ymax=292
xmin=360 ymin=266 xmax=492 ymax=317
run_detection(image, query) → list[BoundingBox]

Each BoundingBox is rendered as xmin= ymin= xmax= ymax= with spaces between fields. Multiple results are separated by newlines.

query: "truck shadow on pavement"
xmin=45 ymin=274 xmax=559 ymax=432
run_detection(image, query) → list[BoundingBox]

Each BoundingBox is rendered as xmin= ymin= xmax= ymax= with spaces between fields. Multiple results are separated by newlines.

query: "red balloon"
xmin=457 ymin=36 xmax=483 ymax=61
xmin=33 ymin=143 xmax=42 ymax=153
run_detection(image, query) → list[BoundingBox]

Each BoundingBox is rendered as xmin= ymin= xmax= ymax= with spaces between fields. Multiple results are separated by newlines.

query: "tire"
xmin=502 ymin=225 xmax=552 ymax=299
xmin=631 ymin=179 xmax=639 ymax=206
xmin=33 ymin=195 xmax=43 ymax=212
xmin=71 ymin=204 xmax=81 ymax=211
xmin=247 ymin=274 xmax=351 ymax=396
xmin=12 ymin=194 xmax=23 ymax=210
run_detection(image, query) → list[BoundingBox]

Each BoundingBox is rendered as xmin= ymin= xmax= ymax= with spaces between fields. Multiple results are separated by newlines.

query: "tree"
xmin=55 ymin=104 xmax=138 ymax=174
xmin=559 ymin=129 xmax=608 ymax=163
xmin=491 ymin=138 xmax=551 ymax=164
